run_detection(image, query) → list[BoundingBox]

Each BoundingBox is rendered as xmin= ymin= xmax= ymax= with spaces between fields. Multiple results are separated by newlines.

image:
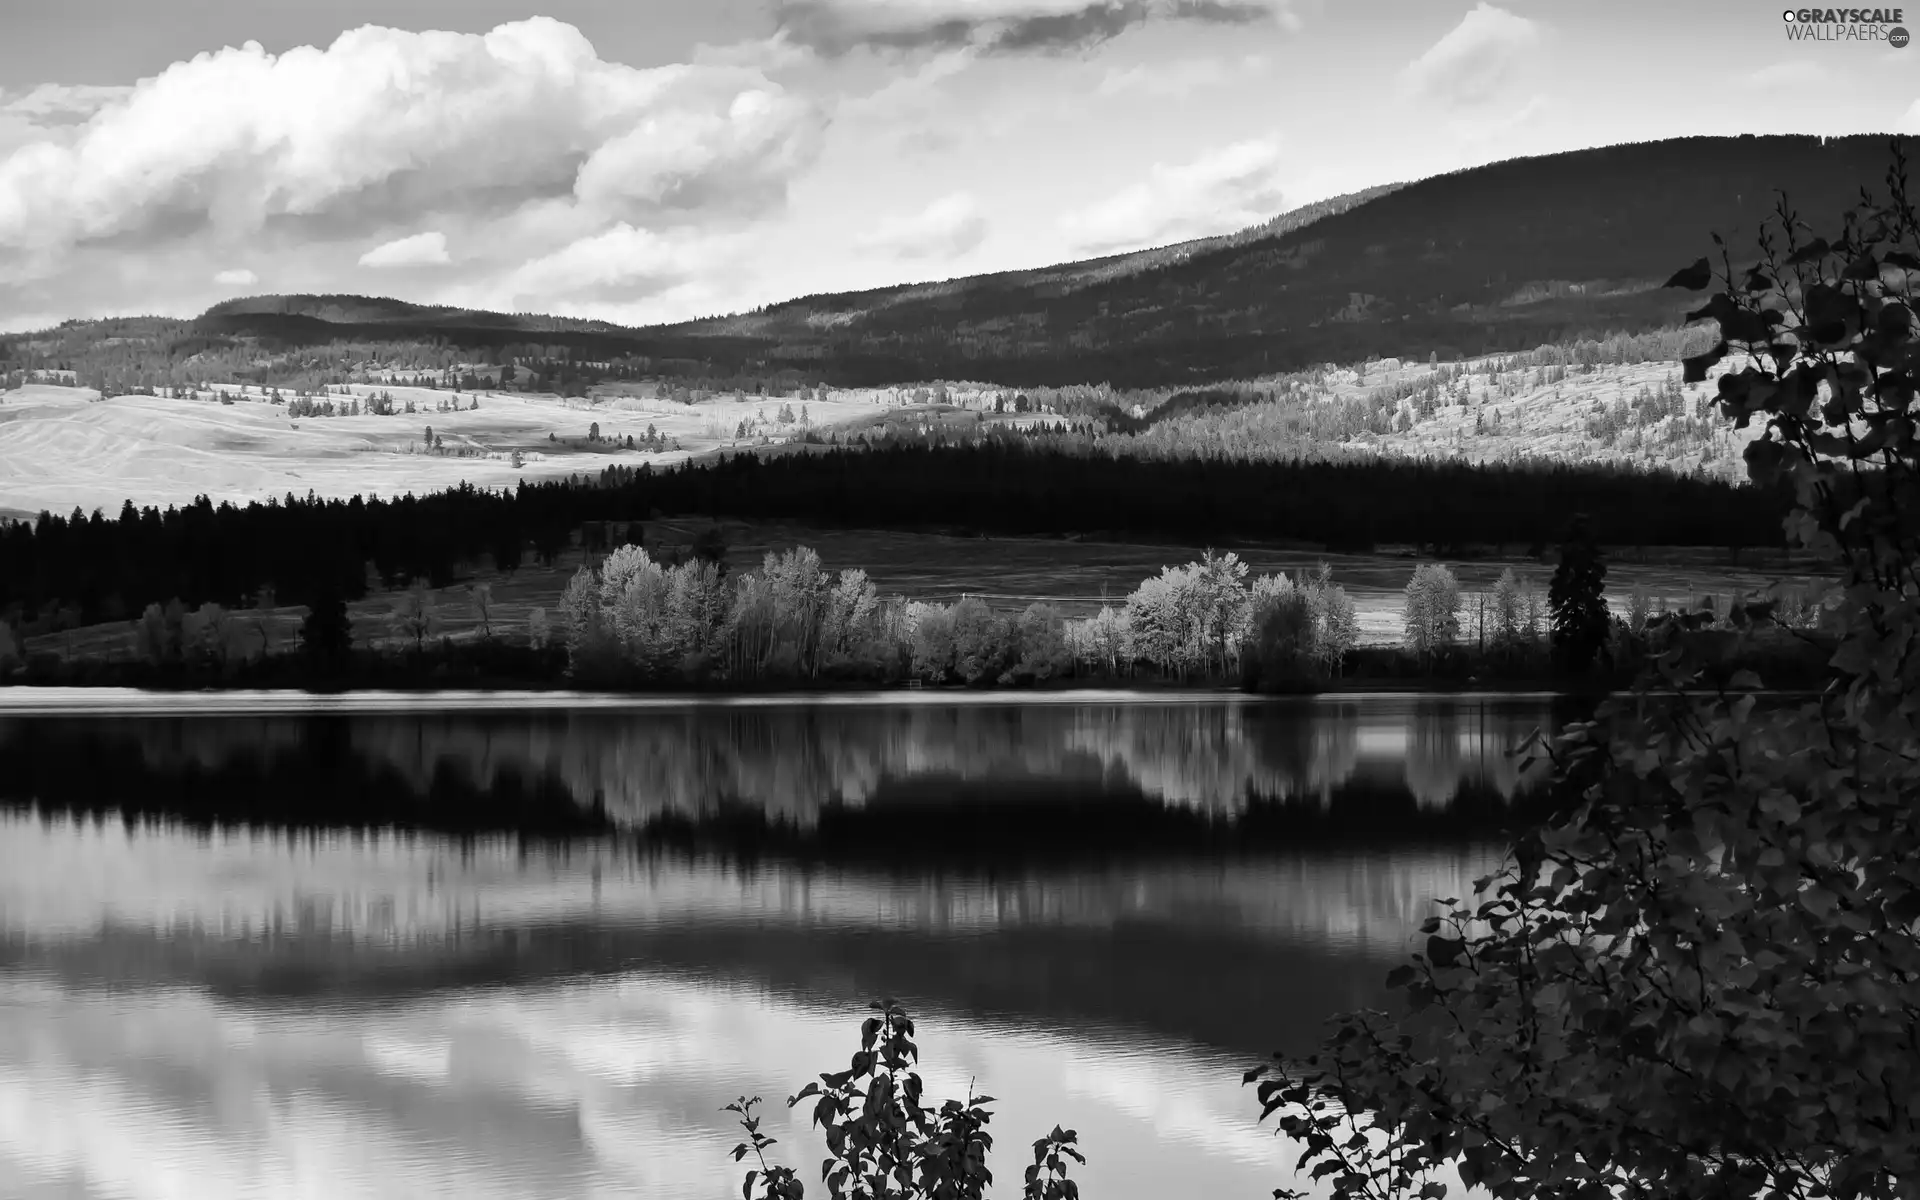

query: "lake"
xmin=0 ymin=691 xmax=1577 ymax=1200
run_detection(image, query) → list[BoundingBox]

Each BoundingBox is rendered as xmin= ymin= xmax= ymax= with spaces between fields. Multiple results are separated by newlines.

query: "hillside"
xmin=654 ymin=134 xmax=1915 ymax=384
xmin=0 ymin=332 xmax=1765 ymax=518
xmin=3 ymin=135 xmax=1910 ymax=393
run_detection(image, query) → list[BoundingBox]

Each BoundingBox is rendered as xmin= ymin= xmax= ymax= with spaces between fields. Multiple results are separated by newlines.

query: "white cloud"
xmin=1399 ymin=3 xmax=1542 ymax=110
xmin=0 ymin=19 xmax=828 ymax=267
xmin=774 ymin=0 xmax=1299 ymax=54
xmin=1 ymin=83 xmax=135 ymax=126
xmin=1058 ymin=138 xmax=1287 ymax=254
xmin=358 ymin=231 xmax=451 ymax=268
xmin=475 ymin=224 xmax=748 ymax=312
xmin=835 ymin=48 xmax=979 ymax=156
xmin=211 ymin=268 xmax=256 ymax=286
xmin=1444 ymin=93 xmax=1548 ymax=143
xmin=1899 ymin=97 xmax=1920 ymax=135
xmin=691 ymin=32 xmax=817 ymax=72
xmin=1744 ymin=60 xmax=1830 ymax=88
xmin=1094 ymin=53 xmax=1268 ymax=99
xmin=856 ymin=193 xmax=989 ymax=258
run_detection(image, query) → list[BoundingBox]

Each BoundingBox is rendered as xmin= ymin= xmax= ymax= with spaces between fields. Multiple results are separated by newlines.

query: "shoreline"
xmin=0 ymin=682 xmax=1810 ymax=716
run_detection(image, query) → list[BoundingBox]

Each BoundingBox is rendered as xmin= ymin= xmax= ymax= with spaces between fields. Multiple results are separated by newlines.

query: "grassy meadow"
xmin=19 ymin=516 xmax=1830 ymax=664
xmin=0 ymin=381 xmax=888 ymax=518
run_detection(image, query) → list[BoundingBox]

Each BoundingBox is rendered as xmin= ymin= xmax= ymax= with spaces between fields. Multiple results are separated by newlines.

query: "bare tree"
xmin=470 ymin=583 xmax=494 ymax=640
xmin=396 ymin=584 xmax=439 ymax=652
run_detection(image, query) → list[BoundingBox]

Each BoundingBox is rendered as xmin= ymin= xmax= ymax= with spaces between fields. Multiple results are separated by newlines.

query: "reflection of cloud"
xmin=0 ymin=967 xmax=1296 ymax=1199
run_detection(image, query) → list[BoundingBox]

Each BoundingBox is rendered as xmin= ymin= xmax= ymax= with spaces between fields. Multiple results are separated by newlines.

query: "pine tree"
xmin=300 ymin=589 xmax=352 ymax=672
xmin=1547 ymin=512 xmax=1610 ymax=674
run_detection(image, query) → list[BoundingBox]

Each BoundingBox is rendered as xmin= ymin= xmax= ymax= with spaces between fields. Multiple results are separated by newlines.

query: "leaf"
xmin=1843 ymin=251 xmax=1881 ymax=280
xmin=1787 ymin=236 xmax=1831 ymax=265
xmin=1682 ymin=341 xmax=1728 ymax=383
xmin=1664 ymin=257 xmax=1714 ymax=290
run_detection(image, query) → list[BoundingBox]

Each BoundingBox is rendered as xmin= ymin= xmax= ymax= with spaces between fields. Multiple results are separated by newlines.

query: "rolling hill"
xmin=2 ymin=134 xmax=1911 ymax=393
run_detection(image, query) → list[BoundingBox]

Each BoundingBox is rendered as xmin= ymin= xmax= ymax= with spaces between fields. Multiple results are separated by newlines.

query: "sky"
xmin=0 ymin=0 xmax=1915 ymax=333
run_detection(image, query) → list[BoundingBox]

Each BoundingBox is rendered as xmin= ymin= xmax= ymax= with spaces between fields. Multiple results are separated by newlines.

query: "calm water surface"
xmin=0 ymin=692 xmax=1574 ymax=1200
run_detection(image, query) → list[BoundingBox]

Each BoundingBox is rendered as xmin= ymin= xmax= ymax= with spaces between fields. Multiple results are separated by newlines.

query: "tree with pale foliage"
xmin=1305 ymin=565 xmax=1361 ymax=677
xmin=1123 ymin=568 xmax=1204 ymax=677
xmin=1070 ymin=604 xmax=1130 ymax=677
xmin=1249 ymin=141 xmax=1920 ymax=1200
xmin=1193 ymin=549 xmax=1252 ymax=676
xmin=1400 ymin=562 xmax=1461 ymax=664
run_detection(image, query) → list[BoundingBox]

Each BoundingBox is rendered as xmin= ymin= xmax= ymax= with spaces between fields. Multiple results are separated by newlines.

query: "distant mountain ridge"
xmin=7 ymin=135 xmax=1916 ymax=389
xmin=657 ymin=135 xmax=1909 ymax=387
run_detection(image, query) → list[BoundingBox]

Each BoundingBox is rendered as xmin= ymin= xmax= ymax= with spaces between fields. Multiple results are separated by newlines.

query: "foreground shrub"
xmin=1247 ymin=142 xmax=1920 ymax=1200
xmin=727 ymin=999 xmax=1085 ymax=1200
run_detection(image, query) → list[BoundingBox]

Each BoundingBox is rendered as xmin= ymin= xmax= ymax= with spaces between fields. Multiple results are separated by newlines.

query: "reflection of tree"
xmin=2 ymin=701 xmax=1562 ymax=839
xmin=1403 ymin=705 xmax=1467 ymax=811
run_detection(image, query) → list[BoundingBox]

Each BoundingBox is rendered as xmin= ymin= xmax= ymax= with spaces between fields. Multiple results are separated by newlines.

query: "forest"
xmin=0 ymin=445 xmax=1795 ymax=635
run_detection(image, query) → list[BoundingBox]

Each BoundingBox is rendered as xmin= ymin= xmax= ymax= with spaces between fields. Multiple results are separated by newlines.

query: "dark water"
xmin=0 ymin=692 xmax=1574 ymax=1200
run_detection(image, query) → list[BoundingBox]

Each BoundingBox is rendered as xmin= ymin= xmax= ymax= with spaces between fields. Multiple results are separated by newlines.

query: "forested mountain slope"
xmin=4 ymin=135 xmax=1907 ymax=391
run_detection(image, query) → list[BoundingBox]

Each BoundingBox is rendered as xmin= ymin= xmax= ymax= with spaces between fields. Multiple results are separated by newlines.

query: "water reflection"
xmin=0 ymin=695 xmax=1562 ymax=837
xmin=0 ymin=696 xmax=1571 ymax=1200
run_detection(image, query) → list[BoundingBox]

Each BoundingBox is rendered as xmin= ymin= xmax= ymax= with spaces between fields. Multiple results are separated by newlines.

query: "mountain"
xmin=658 ymin=134 xmax=1912 ymax=387
xmin=5 ymin=135 xmax=1913 ymax=390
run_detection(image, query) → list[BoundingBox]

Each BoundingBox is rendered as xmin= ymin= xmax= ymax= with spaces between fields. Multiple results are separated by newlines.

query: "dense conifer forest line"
xmin=0 ymin=442 xmax=1792 ymax=631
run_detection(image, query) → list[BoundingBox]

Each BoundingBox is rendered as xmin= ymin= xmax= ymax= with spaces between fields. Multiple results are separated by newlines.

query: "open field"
xmin=0 ymin=383 xmax=890 ymax=517
xmin=21 ymin=520 xmax=1832 ymax=662
xmin=1 ymin=347 xmax=1765 ymax=519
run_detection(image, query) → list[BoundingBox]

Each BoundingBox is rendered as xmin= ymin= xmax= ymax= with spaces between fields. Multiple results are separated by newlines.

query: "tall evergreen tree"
xmin=1547 ymin=512 xmax=1610 ymax=673
xmin=299 ymin=588 xmax=353 ymax=672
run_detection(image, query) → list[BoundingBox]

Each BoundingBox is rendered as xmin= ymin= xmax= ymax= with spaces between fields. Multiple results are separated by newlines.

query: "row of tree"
xmin=0 ymin=446 xmax=1796 ymax=635
xmin=547 ymin=544 xmax=1367 ymax=687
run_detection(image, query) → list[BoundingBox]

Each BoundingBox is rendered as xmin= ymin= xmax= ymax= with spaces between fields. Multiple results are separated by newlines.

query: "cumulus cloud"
xmin=774 ymin=0 xmax=1298 ymax=55
xmin=0 ymin=18 xmax=828 ymax=274
xmin=1058 ymin=138 xmax=1286 ymax=254
xmin=211 ymin=268 xmax=256 ymax=286
xmin=358 ymin=231 xmax=451 ymax=268
xmin=1399 ymin=3 xmax=1542 ymax=110
xmin=856 ymin=193 xmax=989 ymax=258
xmin=1 ymin=84 xmax=136 ymax=127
